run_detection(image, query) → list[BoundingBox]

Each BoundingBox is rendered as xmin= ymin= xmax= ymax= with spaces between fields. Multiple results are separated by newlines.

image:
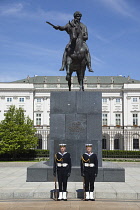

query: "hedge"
xmin=1 ymin=149 xmax=140 ymax=160
xmin=0 ymin=149 xmax=49 ymax=161
xmin=35 ymin=149 xmax=49 ymax=158
xmin=102 ymin=150 xmax=140 ymax=158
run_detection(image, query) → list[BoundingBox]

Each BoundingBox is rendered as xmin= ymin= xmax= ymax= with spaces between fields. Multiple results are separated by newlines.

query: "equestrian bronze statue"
xmin=46 ymin=11 xmax=93 ymax=91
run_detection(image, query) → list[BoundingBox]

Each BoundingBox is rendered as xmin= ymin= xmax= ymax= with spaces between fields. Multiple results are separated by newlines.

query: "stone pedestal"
xmin=27 ymin=91 xmax=125 ymax=182
xmin=26 ymin=161 xmax=125 ymax=182
xmin=49 ymin=91 xmax=102 ymax=167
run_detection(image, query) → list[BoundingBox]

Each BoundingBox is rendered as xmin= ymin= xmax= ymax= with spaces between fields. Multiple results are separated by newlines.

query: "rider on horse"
xmin=53 ymin=11 xmax=93 ymax=73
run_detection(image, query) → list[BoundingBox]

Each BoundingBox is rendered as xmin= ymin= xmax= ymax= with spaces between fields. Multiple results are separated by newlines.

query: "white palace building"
xmin=0 ymin=75 xmax=140 ymax=151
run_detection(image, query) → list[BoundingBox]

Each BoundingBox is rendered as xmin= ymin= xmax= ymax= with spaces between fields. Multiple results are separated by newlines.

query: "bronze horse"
xmin=66 ymin=21 xmax=87 ymax=91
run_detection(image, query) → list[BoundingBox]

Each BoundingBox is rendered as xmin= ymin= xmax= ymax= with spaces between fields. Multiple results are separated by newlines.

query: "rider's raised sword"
xmin=46 ymin=21 xmax=56 ymax=28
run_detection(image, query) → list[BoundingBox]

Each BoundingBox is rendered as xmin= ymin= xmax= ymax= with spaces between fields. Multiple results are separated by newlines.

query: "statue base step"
xmin=26 ymin=161 xmax=125 ymax=182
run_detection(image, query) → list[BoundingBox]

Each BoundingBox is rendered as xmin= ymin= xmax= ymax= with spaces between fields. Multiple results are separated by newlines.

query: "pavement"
xmin=0 ymin=161 xmax=140 ymax=208
xmin=0 ymin=199 xmax=140 ymax=210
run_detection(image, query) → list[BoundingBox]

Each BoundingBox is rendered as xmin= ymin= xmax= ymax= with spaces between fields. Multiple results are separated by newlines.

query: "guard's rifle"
xmin=54 ymin=175 xmax=58 ymax=201
xmin=81 ymin=157 xmax=86 ymax=201
xmin=83 ymin=176 xmax=85 ymax=200
xmin=53 ymin=154 xmax=58 ymax=201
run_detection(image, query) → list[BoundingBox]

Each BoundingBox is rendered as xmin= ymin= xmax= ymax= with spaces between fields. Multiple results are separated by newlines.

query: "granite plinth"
xmin=49 ymin=92 xmax=102 ymax=167
xmin=26 ymin=161 xmax=125 ymax=182
xmin=27 ymin=92 xmax=125 ymax=183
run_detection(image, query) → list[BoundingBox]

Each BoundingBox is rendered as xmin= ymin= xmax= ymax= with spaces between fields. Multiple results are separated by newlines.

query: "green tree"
xmin=0 ymin=105 xmax=38 ymax=158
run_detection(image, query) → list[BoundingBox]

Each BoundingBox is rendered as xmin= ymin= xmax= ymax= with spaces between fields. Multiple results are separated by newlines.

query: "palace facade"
xmin=0 ymin=75 xmax=140 ymax=151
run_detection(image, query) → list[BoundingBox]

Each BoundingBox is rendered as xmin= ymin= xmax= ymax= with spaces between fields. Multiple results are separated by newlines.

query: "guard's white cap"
xmin=59 ymin=144 xmax=66 ymax=147
xmin=85 ymin=144 xmax=92 ymax=147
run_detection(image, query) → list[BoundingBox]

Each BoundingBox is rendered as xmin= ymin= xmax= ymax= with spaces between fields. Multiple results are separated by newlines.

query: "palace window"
xmin=114 ymin=139 xmax=119 ymax=150
xmin=116 ymin=114 xmax=121 ymax=126
xmin=133 ymin=139 xmax=139 ymax=149
xmin=116 ymin=98 xmax=120 ymax=103
xmin=36 ymin=113 xmax=41 ymax=126
xmin=102 ymin=98 xmax=107 ymax=103
xmin=133 ymin=114 xmax=138 ymax=126
xmin=19 ymin=98 xmax=25 ymax=102
xmin=37 ymin=98 xmax=41 ymax=102
xmin=102 ymin=114 xmax=108 ymax=126
xmin=7 ymin=97 xmax=12 ymax=102
xmin=102 ymin=138 xmax=106 ymax=149
xmin=133 ymin=98 xmax=138 ymax=102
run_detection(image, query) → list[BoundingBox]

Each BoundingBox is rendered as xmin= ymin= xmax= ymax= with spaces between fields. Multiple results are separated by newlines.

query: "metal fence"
xmin=36 ymin=128 xmax=50 ymax=150
xmin=36 ymin=127 xmax=140 ymax=154
xmin=102 ymin=128 xmax=140 ymax=151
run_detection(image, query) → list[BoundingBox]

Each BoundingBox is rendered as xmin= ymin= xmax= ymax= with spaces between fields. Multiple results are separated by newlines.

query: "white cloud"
xmin=92 ymin=55 xmax=104 ymax=66
xmin=100 ymin=0 xmax=138 ymax=19
xmin=0 ymin=3 xmax=23 ymax=16
xmin=94 ymin=33 xmax=109 ymax=43
xmin=0 ymin=36 xmax=64 ymax=81
xmin=0 ymin=36 xmax=62 ymax=58
xmin=0 ymin=61 xmax=60 ymax=82
xmin=39 ymin=10 xmax=72 ymax=23
xmin=0 ymin=3 xmax=72 ymax=23
xmin=0 ymin=75 xmax=19 ymax=82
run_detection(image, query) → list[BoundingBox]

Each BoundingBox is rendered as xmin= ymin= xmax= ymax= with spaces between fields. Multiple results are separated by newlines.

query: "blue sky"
xmin=0 ymin=0 xmax=140 ymax=82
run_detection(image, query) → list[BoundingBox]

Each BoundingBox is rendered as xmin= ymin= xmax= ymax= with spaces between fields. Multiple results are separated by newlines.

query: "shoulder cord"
xmin=81 ymin=155 xmax=90 ymax=163
xmin=55 ymin=153 xmax=63 ymax=162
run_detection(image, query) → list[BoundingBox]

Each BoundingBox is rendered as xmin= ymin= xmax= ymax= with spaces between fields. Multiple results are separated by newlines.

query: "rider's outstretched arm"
xmin=53 ymin=25 xmax=67 ymax=31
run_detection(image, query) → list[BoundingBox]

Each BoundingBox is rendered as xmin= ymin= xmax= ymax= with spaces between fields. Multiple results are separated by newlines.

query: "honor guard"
xmin=81 ymin=144 xmax=98 ymax=201
xmin=53 ymin=144 xmax=71 ymax=201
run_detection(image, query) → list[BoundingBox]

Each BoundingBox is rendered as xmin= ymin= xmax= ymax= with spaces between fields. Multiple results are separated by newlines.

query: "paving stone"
xmin=0 ymin=162 xmax=140 ymax=200
xmin=116 ymin=192 xmax=138 ymax=200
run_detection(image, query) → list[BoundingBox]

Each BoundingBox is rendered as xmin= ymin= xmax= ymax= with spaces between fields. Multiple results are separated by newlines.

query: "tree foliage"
xmin=0 ymin=105 xmax=38 ymax=157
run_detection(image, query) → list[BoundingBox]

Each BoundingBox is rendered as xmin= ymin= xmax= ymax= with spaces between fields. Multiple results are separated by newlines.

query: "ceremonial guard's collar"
xmin=58 ymin=152 xmax=67 ymax=156
xmin=85 ymin=152 xmax=93 ymax=156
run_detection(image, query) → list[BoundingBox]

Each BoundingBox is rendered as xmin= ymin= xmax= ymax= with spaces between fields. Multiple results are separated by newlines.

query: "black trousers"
xmin=57 ymin=169 xmax=68 ymax=192
xmin=84 ymin=170 xmax=95 ymax=192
